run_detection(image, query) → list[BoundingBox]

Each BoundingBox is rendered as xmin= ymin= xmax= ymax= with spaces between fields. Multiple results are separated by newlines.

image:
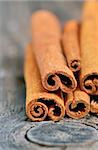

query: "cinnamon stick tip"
xmin=42 ymin=71 xmax=77 ymax=93
xmin=70 ymin=59 xmax=81 ymax=72
xmin=63 ymin=20 xmax=79 ymax=31
xmin=26 ymin=93 xmax=65 ymax=122
xmin=31 ymin=10 xmax=60 ymax=24
xmin=81 ymin=72 xmax=98 ymax=95
xmin=66 ymin=91 xmax=90 ymax=119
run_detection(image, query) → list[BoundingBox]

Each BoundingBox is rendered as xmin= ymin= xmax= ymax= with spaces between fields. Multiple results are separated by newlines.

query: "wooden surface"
xmin=0 ymin=1 xmax=98 ymax=150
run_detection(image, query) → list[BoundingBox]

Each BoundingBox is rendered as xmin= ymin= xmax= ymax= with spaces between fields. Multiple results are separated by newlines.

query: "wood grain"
xmin=0 ymin=1 xmax=98 ymax=150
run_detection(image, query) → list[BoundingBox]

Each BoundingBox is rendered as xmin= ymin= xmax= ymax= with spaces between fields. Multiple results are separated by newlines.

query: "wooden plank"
xmin=0 ymin=1 xmax=98 ymax=150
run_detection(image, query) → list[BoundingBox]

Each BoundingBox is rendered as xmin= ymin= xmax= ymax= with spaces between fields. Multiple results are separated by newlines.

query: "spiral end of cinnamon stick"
xmin=48 ymin=99 xmax=65 ymax=122
xmin=26 ymin=101 xmax=48 ymax=122
xmin=43 ymin=71 xmax=77 ymax=93
xmin=70 ymin=59 xmax=81 ymax=72
xmin=66 ymin=91 xmax=90 ymax=119
xmin=37 ymin=94 xmax=65 ymax=121
xmin=26 ymin=93 xmax=65 ymax=122
xmin=91 ymin=101 xmax=98 ymax=114
xmin=90 ymin=96 xmax=98 ymax=114
xmin=81 ymin=73 xmax=98 ymax=95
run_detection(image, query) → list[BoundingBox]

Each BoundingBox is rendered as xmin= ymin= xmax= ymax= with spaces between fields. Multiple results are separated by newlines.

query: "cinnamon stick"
xmin=90 ymin=95 xmax=98 ymax=114
xmin=24 ymin=43 xmax=65 ymax=122
xmin=80 ymin=0 xmax=98 ymax=95
xmin=65 ymin=89 xmax=90 ymax=119
xmin=31 ymin=10 xmax=77 ymax=93
xmin=62 ymin=20 xmax=81 ymax=72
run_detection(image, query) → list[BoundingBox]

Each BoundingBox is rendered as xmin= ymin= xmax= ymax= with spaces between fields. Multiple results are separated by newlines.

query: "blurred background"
xmin=0 ymin=1 xmax=82 ymax=76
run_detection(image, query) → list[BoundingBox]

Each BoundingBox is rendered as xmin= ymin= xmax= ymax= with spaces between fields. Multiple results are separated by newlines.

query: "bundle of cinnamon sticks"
xmin=24 ymin=0 xmax=98 ymax=122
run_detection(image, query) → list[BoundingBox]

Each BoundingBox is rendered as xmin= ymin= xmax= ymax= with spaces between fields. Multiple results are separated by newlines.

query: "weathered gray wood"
xmin=0 ymin=1 xmax=98 ymax=150
xmin=26 ymin=121 xmax=98 ymax=146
